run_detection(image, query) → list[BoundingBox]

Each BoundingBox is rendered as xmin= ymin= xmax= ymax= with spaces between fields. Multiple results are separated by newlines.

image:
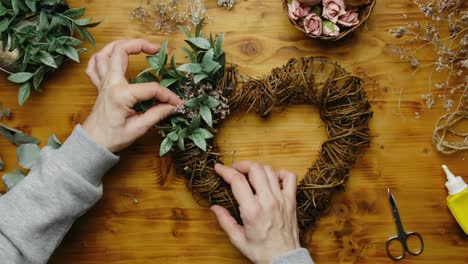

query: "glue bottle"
xmin=442 ymin=165 xmax=468 ymax=235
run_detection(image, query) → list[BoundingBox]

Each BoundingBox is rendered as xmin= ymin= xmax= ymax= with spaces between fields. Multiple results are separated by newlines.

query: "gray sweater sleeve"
xmin=0 ymin=125 xmax=119 ymax=264
xmin=272 ymin=248 xmax=314 ymax=264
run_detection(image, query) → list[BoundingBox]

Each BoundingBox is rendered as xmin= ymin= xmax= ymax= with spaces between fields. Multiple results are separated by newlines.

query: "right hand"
xmin=83 ymin=39 xmax=182 ymax=152
xmin=211 ymin=161 xmax=301 ymax=264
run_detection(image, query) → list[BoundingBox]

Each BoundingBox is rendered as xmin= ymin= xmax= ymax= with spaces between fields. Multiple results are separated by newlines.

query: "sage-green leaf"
xmin=0 ymin=17 xmax=10 ymax=33
xmin=188 ymin=133 xmax=206 ymax=151
xmin=177 ymin=137 xmax=185 ymax=151
xmin=189 ymin=117 xmax=200 ymax=130
xmin=205 ymin=96 xmax=220 ymax=108
xmin=58 ymin=45 xmax=80 ymax=63
xmin=0 ymin=127 xmax=14 ymax=143
xmin=18 ymin=82 xmax=30 ymax=106
xmin=181 ymin=47 xmax=195 ymax=62
xmin=0 ymin=123 xmax=23 ymax=134
xmin=160 ymin=137 xmax=173 ymax=156
xmin=62 ymin=7 xmax=86 ymax=19
xmin=177 ymin=25 xmax=192 ymax=38
xmin=195 ymin=19 xmax=204 ymax=37
xmin=177 ymin=63 xmax=203 ymax=73
xmin=25 ymin=0 xmax=36 ymax=12
xmin=0 ymin=5 xmax=8 ymax=16
xmin=167 ymin=132 xmax=178 ymax=142
xmin=194 ymin=73 xmax=208 ymax=84
xmin=17 ymin=143 xmax=40 ymax=169
xmin=215 ymin=32 xmax=224 ymax=55
xmin=76 ymin=26 xmax=96 ymax=48
xmin=194 ymin=128 xmax=214 ymax=139
xmin=2 ymin=169 xmax=26 ymax=191
xmin=39 ymin=10 xmax=48 ymax=31
xmin=8 ymin=72 xmax=34 ymax=83
xmin=47 ymin=134 xmax=62 ymax=149
xmin=200 ymin=105 xmax=213 ymax=127
xmin=185 ymin=38 xmax=211 ymax=50
xmin=184 ymin=98 xmax=199 ymax=108
xmin=37 ymin=51 xmax=57 ymax=68
xmin=160 ymin=78 xmax=177 ymax=88
xmin=12 ymin=0 xmax=19 ymax=14
xmin=33 ymin=67 xmax=45 ymax=90
xmin=0 ymin=157 xmax=4 ymax=171
xmin=202 ymin=49 xmax=214 ymax=65
xmin=74 ymin=18 xmax=91 ymax=26
xmin=13 ymin=133 xmax=39 ymax=146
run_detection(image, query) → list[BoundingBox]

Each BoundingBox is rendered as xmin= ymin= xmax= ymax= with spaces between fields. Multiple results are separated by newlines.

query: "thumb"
xmin=210 ymin=205 xmax=245 ymax=244
xmin=128 ymin=103 xmax=176 ymax=131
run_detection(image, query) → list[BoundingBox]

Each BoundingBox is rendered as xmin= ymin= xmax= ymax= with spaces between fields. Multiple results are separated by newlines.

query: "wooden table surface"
xmin=1 ymin=0 xmax=467 ymax=263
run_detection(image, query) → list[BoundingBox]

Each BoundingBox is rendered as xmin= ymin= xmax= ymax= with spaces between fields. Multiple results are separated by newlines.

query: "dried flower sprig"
xmin=129 ymin=0 xmax=207 ymax=34
xmin=132 ymin=23 xmax=228 ymax=156
xmin=390 ymin=0 xmax=467 ymax=112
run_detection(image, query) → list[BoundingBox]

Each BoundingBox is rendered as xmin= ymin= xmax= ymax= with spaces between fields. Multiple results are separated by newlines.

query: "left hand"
xmin=83 ymin=39 xmax=183 ymax=152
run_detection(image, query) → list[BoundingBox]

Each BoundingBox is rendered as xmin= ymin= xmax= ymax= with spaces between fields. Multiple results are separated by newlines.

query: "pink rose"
xmin=322 ymin=0 xmax=347 ymax=23
xmin=303 ymin=13 xmax=323 ymax=36
xmin=297 ymin=0 xmax=322 ymax=5
xmin=337 ymin=9 xmax=360 ymax=27
xmin=288 ymin=0 xmax=311 ymax=20
xmin=323 ymin=21 xmax=340 ymax=36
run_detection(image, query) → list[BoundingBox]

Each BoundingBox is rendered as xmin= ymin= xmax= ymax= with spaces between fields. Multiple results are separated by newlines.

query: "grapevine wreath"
xmin=133 ymin=25 xmax=373 ymax=238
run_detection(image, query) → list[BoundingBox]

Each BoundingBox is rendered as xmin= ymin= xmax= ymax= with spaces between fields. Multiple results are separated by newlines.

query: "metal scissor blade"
xmin=388 ymin=188 xmax=405 ymax=234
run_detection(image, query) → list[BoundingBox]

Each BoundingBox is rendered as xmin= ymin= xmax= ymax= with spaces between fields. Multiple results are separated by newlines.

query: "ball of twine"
xmin=171 ymin=57 xmax=373 ymax=240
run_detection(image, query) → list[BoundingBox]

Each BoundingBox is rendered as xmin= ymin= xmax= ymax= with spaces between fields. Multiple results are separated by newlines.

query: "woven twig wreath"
xmin=171 ymin=57 xmax=373 ymax=237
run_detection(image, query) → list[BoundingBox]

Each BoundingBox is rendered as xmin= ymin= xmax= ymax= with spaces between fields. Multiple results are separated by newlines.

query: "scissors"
xmin=386 ymin=189 xmax=424 ymax=261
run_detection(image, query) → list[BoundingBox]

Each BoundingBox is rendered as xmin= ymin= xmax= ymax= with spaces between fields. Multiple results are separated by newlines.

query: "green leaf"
xmin=177 ymin=127 xmax=189 ymax=138
xmin=160 ymin=78 xmax=177 ymax=88
xmin=202 ymin=49 xmax=214 ymax=65
xmin=177 ymin=137 xmax=185 ymax=151
xmin=167 ymin=132 xmax=178 ymax=142
xmin=200 ymin=105 xmax=213 ymax=127
xmin=58 ymin=45 xmax=80 ymax=63
xmin=84 ymin=20 xmax=102 ymax=28
xmin=311 ymin=5 xmax=322 ymax=15
xmin=185 ymin=37 xmax=211 ymax=50
xmin=17 ymin=143 xmax=40 ymax=169
xmin=189 ymin=117 xmax=200 ymax=130
xmin=25 ymin=0 xmax=36 ymax=12
xmin=62 ymin=8 xmax=86 ymax=19
xmin=184 ymin=98 xmax=199 ymax=108
xmin=177 ymin=63 xmax=203 ymax=73
xmin=13 ymin=133 xmax=39 ymax=146
xmin=132 ymin=72 xmax=158 ymax=83
xmin=0 ymin=5 xmax=8 ymax=16
xmin=177 ymin=25 xmax=192 ymax=38
xmin=215 ymin=32 xmax=224 ymax=55
xmin=11 ymin=0 xmax=19 ymax=14
xmin=37 ymin=51 xmax=57 ymax=68
xmin=76 ymin=26 xmax=96 ymax=48
xmin=0 ymin=127 xmax=14 ymax=143
xmin=39 ymin=10 xmax=48 ymax=31
xmin=0 ymin=17 xmax=9 ymax=33
xmin=193 ymin=128 xmax=214 ymax=139
xmin=323 ymin=20 xmax=336 ymax=32
xmin=188 ymin=133 xmax=206 ymax=151
xmin=2 ymin=169 xmax=26 ymax=191
xmin=18 ymin=82 xmax=30 ymax=106
xmin=181 ymin=47 xmax=195 ymax=62
xmin=205 ymin=96 xmax=220 ymax=108
xmin=146 ymin=40 xmax=168 ymax=74
xmin=194 ymin=73 xmax=208 ymax=84
xmin=33 ymin=67 xmax=45 ymax=90
xmin=47 ymin=134 xmax=62 ymax=149
xmin=160 ymin=137 xmax=173 ymax=156
xmin=8 ymin=72 xmax=34 ymax=83
xmin=195 ymin=18 xmax=204 ymax=37
xmin=74 ymin=18 xmax=91 ymax=26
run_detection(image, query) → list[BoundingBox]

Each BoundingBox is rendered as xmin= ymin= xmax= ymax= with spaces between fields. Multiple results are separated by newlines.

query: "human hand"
xmin=211 ymin=161 xmax=301 ymax=264
xmin=83 ymin=39 xmax=182 ymax=152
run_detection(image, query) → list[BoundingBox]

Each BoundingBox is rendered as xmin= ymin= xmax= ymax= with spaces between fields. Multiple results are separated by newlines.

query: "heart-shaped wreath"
xmin=133 ymin=25 xmax=372 ymax=238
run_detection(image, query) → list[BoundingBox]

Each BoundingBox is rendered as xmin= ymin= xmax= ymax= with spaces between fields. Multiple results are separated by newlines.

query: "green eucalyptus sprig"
xmin=133 ymin=22 xmax=229 ymax=156
xmin=0 ymin=0 xmax=100 ymax=105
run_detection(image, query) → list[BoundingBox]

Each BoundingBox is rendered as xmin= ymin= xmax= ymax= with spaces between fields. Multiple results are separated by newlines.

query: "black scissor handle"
xmin=404 ymin=232 xmax=424 ymax=256
xmin=386 ymin=236 xmax=405 ymax=261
